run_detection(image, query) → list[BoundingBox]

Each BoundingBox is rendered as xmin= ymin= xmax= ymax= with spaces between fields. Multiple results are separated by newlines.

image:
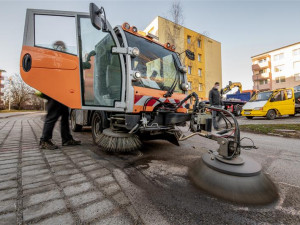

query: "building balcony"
xmin=252 ymin=73 xmax=271 ymax=81
xmin=253 ymin=83 xmax=271 ymax=91
xmin=252 ymin=61 xmax=270 ymax=71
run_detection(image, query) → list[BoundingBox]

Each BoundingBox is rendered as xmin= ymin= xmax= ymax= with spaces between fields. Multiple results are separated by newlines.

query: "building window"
xmin=198 ymin=54 xmax=201 ymax=62
xmin=293 ymin=48 xmax=300 ymax=56
xmin=187 ymin=36 xmax=191 ymax=44
xmin=259 ymin=69 xmax=267 ymax=74
xmin=259 ymin=58 xmax=267 ymax=63
xmin=259 ymin=80 xmax=268 ymax=85
xmin=274 ymin=65 xmax=284 ymax=72
xmin=188 ymin=66 xmax=192 ymax=74
xmin=294 ymin=61 xmax=300 ymax=71
xmin=198 ymin=83 xmax=203 ymax=91
xmin=274 ymin=53 xmax=284 ymax=61
xmin=275 ymin=76 xmax=286 ymax=83
xmin=187 ymin=82 xmax=192 ymax=90
xmin=295 ymin=73 xmax=300 ymax=81
xmin=198 ymin=68 xmax=202 ymax=76
xmin=197 ymin=39 xmax=201 ymax=48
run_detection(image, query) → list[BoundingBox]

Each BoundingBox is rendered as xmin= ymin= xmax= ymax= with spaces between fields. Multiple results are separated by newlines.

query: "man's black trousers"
xmin=41 ymin=98 xmax=73 ymax=142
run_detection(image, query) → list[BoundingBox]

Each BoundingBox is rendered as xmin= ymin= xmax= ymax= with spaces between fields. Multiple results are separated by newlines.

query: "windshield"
xmin=249 ymin=91 xmax=272 ymax=102
xmin=125 ymin=32 xmax=182 ymax=92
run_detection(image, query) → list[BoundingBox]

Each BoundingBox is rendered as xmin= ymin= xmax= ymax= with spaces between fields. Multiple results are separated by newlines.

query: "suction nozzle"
xmin=189 ymin=152 xmax=278 ymax=205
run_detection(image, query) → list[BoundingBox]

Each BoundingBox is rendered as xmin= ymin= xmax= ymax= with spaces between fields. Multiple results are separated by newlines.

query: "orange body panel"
xmin=20 ymin=46 xmax=81 ymax=109
xmin=133 ymin=86 xmax=188 ymax=113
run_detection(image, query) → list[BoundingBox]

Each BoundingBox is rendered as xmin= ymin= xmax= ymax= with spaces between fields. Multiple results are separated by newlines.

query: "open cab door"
xmin=20 ymin=6 xmax=126 ymax=110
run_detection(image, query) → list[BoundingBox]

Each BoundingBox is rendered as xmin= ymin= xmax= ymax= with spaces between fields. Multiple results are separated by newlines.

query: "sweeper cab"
xmin=20 ymin=3 xmax=278 ymax=205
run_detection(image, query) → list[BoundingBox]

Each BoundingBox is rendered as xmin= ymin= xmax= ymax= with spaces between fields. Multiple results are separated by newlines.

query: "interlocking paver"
xmin=0 ymin=159 xmax=18 ymax=165
xmin=54 ymin=168 xmax=79 ymax=176
xmin=0 ymin=212 xmax=17 ymax=225
xmin=31 ymin=213 xmax=75 ymax=225
xmin=95 ymin=175 xmax=115 ymax=186
xmin=69 ymin=191 xmax=103 ymax=207
xmin=23 ymin=199 xmax=66 ymax=222
xmin=22 ymin=168 xmax=49 ymax=177
xmin=0 ymin=180 xmax=17 ymax=190
xmin=22 ymin=173 xmax=51 ymax=186
xmin=0 ymin=199 xmax=15 ymax=213
xmin=88 ymin=168 xmax=110 ymax=179
xmin=0 ymin=188 xmax=17 ymax=201
xmin=81 ymin=163 xmax=102 ymax=172
xmin=0 ymin=167 xmax=17 ymax=175
xmin=0 ymin=115 xmax=140 ymax=225
xmin=63 ymin=182 xmax=92 ymax=196
xmin=78 ymin=199 xmax=115 ymax=222
xmin=102 ymin=182 xmax=122 ymax=196
xmin=0 ymin=173 xmax=17 ymax=182
xmin=23 ymin=189 xmax=62 ymax=207
xmin=112 ymin=192 xmax=131 ymax=205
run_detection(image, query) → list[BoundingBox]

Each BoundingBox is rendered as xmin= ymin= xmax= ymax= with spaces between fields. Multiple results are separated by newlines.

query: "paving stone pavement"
xmin=0 ymin=115 xmax=143 ymax=224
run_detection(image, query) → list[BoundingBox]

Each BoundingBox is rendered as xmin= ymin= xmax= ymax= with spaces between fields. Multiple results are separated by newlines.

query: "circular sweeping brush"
xmin=189 ymin=152 xmax=279 ymax=205
xmin=97 ymin=128 xmax=142 ymax=153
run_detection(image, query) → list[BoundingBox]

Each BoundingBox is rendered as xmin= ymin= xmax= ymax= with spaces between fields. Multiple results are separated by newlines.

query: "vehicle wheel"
xmin=71 ymin=110 xmax=82 ymax=132
xmin=266 ymin=110 xmax=276 ymax=120
xmin=246 ymin=116 xmax=253 ymax=119
xmin=91 ymin=112 xmax=103 ymax=144
xmin=289 ymin=114 xmax=295 ymax=117
xmin=234 ymin=105 xmax=242 ymax=116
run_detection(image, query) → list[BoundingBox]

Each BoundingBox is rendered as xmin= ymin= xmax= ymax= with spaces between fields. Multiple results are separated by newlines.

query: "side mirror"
xmin=270 ymin=97 xmax=275 ymax=102
xmin=185 ymin=50 xmax=195 ymax=61
xmin=89 ymin=3 xmax=102 ymax=30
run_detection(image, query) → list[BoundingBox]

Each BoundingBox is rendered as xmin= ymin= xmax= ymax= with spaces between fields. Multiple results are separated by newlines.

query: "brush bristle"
xmin=96 ymin=129 xmax=142 ymax=153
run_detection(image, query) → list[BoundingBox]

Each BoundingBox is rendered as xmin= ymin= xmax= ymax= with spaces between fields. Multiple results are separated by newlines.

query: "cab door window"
xmin=78 ymin=16 xmax=122 ymax=107
xmin=34 ymin=15 xmax=77 ymax=55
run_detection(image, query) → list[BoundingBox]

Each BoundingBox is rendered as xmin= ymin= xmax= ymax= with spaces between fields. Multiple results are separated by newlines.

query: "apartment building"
xmin=251 ymin=42 xmax=300 ymax=91
xmin=144 ymin=16 xmax=222 ymax=99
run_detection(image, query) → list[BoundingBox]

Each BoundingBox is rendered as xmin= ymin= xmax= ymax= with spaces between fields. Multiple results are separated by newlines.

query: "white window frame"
xmin=188 ymin=66 xmax=192 ymax=75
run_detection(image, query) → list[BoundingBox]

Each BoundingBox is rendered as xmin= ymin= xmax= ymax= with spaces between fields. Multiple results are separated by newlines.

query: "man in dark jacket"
xmin=209 ymin=82 xmax=222 ymax=130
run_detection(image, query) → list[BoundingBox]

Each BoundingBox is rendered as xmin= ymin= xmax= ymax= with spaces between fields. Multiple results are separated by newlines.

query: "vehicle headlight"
xmin=181 ymin=83 xmax=189 ymax=91
xmin=132 ymin=47 xmax=140 ymax=57
xmin=254 ymin=107 xmax=263 ymax=110
xmin=133 ymin=71 xmax=141 ymax=79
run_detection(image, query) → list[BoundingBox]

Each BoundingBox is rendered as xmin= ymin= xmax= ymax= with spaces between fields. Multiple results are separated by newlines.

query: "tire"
xmin=246 ymin=116 xmax=253 ymax=119
xmin=71 ymin=110 xmax=82 ymax=132
xmin=91 ymin=112 xmax=103 ymax=144
xmin=289 ymin=114 xmax=295 ymax=117
xmin=234 ymin=105 xmax=242 ymax=116
xmin=266 ymin=109 xmax=276 ymax=120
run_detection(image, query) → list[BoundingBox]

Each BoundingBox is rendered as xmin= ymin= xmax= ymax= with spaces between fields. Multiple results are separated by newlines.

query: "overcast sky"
xmin=1 ymin=0 xmax=300 ymax=90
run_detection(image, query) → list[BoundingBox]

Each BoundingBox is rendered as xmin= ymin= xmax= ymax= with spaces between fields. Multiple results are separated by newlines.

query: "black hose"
xmin=176 ymin=92 xmax=199 ymax=111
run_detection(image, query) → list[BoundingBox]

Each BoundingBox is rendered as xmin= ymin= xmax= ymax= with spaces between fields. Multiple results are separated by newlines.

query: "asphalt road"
xmin=1 ymin=113 xmax=300 ymax=224
xmin=83 ymin=116 xmax=300 ymax=224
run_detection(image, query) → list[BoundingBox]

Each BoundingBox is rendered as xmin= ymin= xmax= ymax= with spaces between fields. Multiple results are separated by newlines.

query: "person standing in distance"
xmin=209 ymin=82 xmax=222 ymax=130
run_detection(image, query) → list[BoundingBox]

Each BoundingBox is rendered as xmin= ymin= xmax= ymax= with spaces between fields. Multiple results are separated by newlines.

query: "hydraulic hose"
xmin=176 ymin=92 xmax=199 ymax=111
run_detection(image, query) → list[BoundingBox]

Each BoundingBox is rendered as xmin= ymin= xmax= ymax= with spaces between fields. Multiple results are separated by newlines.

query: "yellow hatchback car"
xmin=242 ymin=88 xmax=297 ymax=120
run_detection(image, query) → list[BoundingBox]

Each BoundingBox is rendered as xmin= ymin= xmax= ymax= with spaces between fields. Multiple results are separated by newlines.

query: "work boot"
xmin=39 ymin=140 xmax=59 ymax=150
xmin=62 ymin=138 xmax=81 ymax=146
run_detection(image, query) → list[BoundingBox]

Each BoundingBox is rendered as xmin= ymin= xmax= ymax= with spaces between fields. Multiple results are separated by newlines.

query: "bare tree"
xmin=164 ymin=1 xmax=184 ymax=48
xmin=3 ymin=74 xmax=35 ymax=109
